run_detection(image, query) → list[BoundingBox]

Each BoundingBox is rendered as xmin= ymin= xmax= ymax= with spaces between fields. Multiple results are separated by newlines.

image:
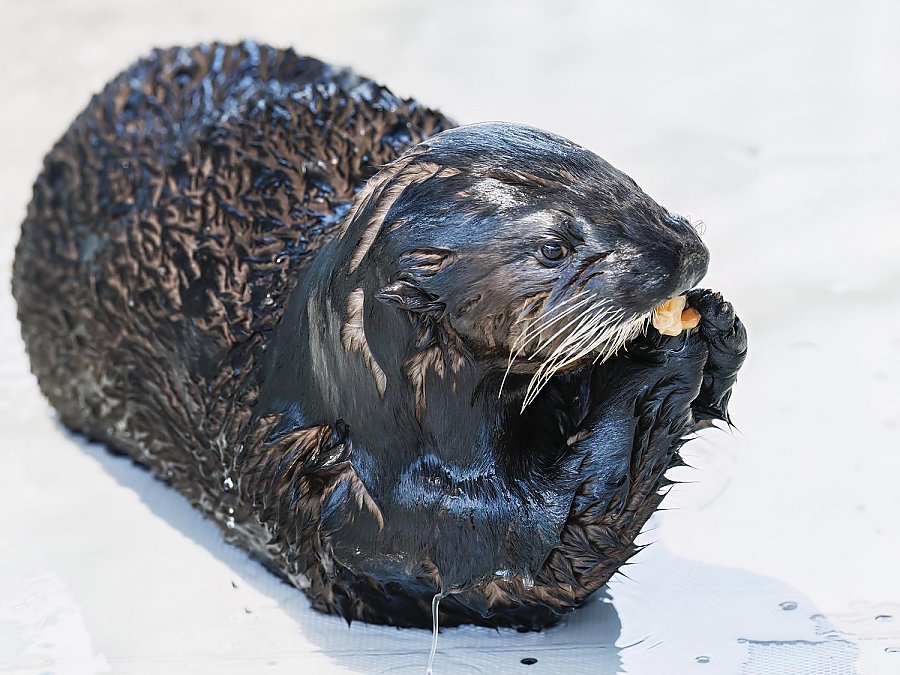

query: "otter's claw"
xmin=686 ymin=289 xmax=747 ymax=424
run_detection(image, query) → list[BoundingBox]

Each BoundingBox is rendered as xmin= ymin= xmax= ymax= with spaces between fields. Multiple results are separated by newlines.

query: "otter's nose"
xmin=673 ymin=232 xmax=709 ymax=295
xmin=635 ymin=222 xmax=710 ymax=306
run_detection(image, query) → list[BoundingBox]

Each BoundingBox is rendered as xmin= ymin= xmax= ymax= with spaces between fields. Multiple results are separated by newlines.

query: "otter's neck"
xmin=261 ymin=239 xmax=502 ymax=471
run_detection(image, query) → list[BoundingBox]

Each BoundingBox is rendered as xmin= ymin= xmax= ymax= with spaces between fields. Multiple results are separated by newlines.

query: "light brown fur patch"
xmin=337 ymin=151 xmax=423 ymax=239
xmin=340 ymin=288 xmax=387 ymax=397
xmin=484 ymin=168 xmax=564 ymax=189
xmin=325 ymin=465 xmax=385 ymax=531
xmin=398 ymin=247 xmax=458 ymax=277
xmin=405 ymin=330 xmax=467 ymax=420
xmin=347 ymin=162 xmax=462 ymax=272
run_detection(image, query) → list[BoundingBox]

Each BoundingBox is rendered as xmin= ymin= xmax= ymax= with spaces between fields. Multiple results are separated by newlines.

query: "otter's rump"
xmin=11 ymin=41 xmax=452 ymax=503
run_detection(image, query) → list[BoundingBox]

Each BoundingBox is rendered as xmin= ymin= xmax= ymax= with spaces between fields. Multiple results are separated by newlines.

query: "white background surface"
xmin=1 ymin=2 xmax=899 ymax=673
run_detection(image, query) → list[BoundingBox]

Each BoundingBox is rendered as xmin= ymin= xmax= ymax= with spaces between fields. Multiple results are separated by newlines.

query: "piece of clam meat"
xmin=652 ymin=295 xmax=701 ymax=336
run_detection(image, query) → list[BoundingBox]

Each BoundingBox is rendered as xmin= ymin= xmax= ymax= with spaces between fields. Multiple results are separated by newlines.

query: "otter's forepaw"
xmin=686 ymin=289 xmax=748 ymax=425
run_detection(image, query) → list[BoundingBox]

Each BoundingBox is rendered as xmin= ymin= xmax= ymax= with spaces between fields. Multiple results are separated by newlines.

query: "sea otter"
xmin=12 ymin=42 xmax=746 ymax=630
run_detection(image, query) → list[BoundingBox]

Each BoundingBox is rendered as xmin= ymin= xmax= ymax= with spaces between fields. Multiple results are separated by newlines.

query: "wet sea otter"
xmin=12 ymin=42 xmax=746 ymax=630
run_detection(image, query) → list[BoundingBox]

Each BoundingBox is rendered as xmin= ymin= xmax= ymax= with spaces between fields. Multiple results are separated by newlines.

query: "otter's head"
xmin=339 ymin=122 xmax=709 ymax=405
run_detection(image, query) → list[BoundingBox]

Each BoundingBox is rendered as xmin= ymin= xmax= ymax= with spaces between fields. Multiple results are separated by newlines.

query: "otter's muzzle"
xmin=636 ymin=220 xmax=710 ymax=307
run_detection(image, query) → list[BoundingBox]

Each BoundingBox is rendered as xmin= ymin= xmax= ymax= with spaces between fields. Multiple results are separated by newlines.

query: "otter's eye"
xmin=540 ymin=241 xmax=568 ymax=262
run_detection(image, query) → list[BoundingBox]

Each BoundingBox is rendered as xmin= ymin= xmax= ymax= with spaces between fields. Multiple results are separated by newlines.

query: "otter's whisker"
xmin=508 ymin=292 xmax=590 ymax=367
xmin=511 ymin=291 xmax=594 ymax=354
xmin=499 ymin=291 xmax=595 ymax=399
xmin=523 ymin=307 xmax=611 ymax=407
xmin=522 ymin=304 xmax=648 ymax=410
xmin=526 ymin=297 xmax=604 ymax=361
xmin=591 ymin=312 xmax=652 ymax=365
xmin=537 ymin=310 xmax=618 ymax=378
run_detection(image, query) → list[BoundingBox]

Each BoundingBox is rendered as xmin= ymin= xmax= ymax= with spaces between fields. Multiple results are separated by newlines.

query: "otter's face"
xmin=356 ymin=123 xmax=708 ymax=400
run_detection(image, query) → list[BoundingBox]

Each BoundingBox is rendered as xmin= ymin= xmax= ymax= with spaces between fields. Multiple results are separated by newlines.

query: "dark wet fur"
xmin=12 ymin=42 xmax=747 ymax=630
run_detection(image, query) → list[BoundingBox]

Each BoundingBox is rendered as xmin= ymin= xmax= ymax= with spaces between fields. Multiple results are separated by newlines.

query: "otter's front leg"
xmin=686 ymin=289 xmax=748 ymax=425
xmin=540 ymin=331 xmax=708 ymax=601
xmin=574 ymin=329 xmax=709 ymax=510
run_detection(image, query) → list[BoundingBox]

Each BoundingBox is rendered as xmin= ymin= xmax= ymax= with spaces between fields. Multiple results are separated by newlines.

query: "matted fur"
xmin=404 ymin=326 xmax=468 ymax=420
xmin=346 ymin=163 xmax=460 ymax=272
xmin=340 ymin=287 xmax=387 ymax=397
xmin=12 ymin=41 xmax=452 ymax=621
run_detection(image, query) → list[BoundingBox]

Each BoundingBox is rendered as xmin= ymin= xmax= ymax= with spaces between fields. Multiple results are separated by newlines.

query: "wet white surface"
xmin=1 ymin=1 xmax=899 ymax=674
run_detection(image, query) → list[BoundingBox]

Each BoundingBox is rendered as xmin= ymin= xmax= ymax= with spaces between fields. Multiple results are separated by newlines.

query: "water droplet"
xmin=521 ymin=657 xmax=538 ymax=665
xmin=876 ymin=614 xmax=894 ymax=622
xmin=425 ymin=591 xmax=444 ymax=675
xmin=886 ymin=647 xmax=900 ymax=654
xmin=235 ymin=443 xmax=244 ymax=455
xmin=231 ymin=579 xmax=239 ymax=589
xmin=244 ymin=607 xmax=253 ymax=614
xmin=127 ymin=298 xmax=134 ymax=307
xmin=263 ymin=294 xmax=275 ymax=306
xmin=223 ymin=476 xmax=234 ymax=491
xmin=225 ymin=516 xmax=235 ymax=529
xmin=522 ymin=575 xmax=534 ymax=590
xmin=780 ymin=601 xmax=798 ymax=611
xmin=696 ymin=656 xmax=710 ymax=664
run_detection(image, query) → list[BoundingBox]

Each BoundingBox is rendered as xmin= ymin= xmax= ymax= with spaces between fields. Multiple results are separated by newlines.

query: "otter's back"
xmin=12 ymin=42 xmax=451 ymax=500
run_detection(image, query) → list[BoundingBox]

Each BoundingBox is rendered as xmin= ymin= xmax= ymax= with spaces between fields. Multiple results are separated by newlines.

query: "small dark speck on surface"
xmin=520 ymin=657 xmax=538 ymax=665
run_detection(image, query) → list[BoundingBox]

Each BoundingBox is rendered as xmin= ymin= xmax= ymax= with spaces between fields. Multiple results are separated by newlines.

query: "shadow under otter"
xmin=12 ymin=41 xmax=746 ymax=630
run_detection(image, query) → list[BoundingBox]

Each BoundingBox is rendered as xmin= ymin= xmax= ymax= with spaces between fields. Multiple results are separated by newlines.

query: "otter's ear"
xmin=376 ymin=247 xmax=455 ymax=314
xmin=376 ymin=280 xmax=445 ymax=314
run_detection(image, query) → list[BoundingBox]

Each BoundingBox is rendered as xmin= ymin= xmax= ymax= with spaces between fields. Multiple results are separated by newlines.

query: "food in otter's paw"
xmin=653 ymin=296 xmax=701 ymax=336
